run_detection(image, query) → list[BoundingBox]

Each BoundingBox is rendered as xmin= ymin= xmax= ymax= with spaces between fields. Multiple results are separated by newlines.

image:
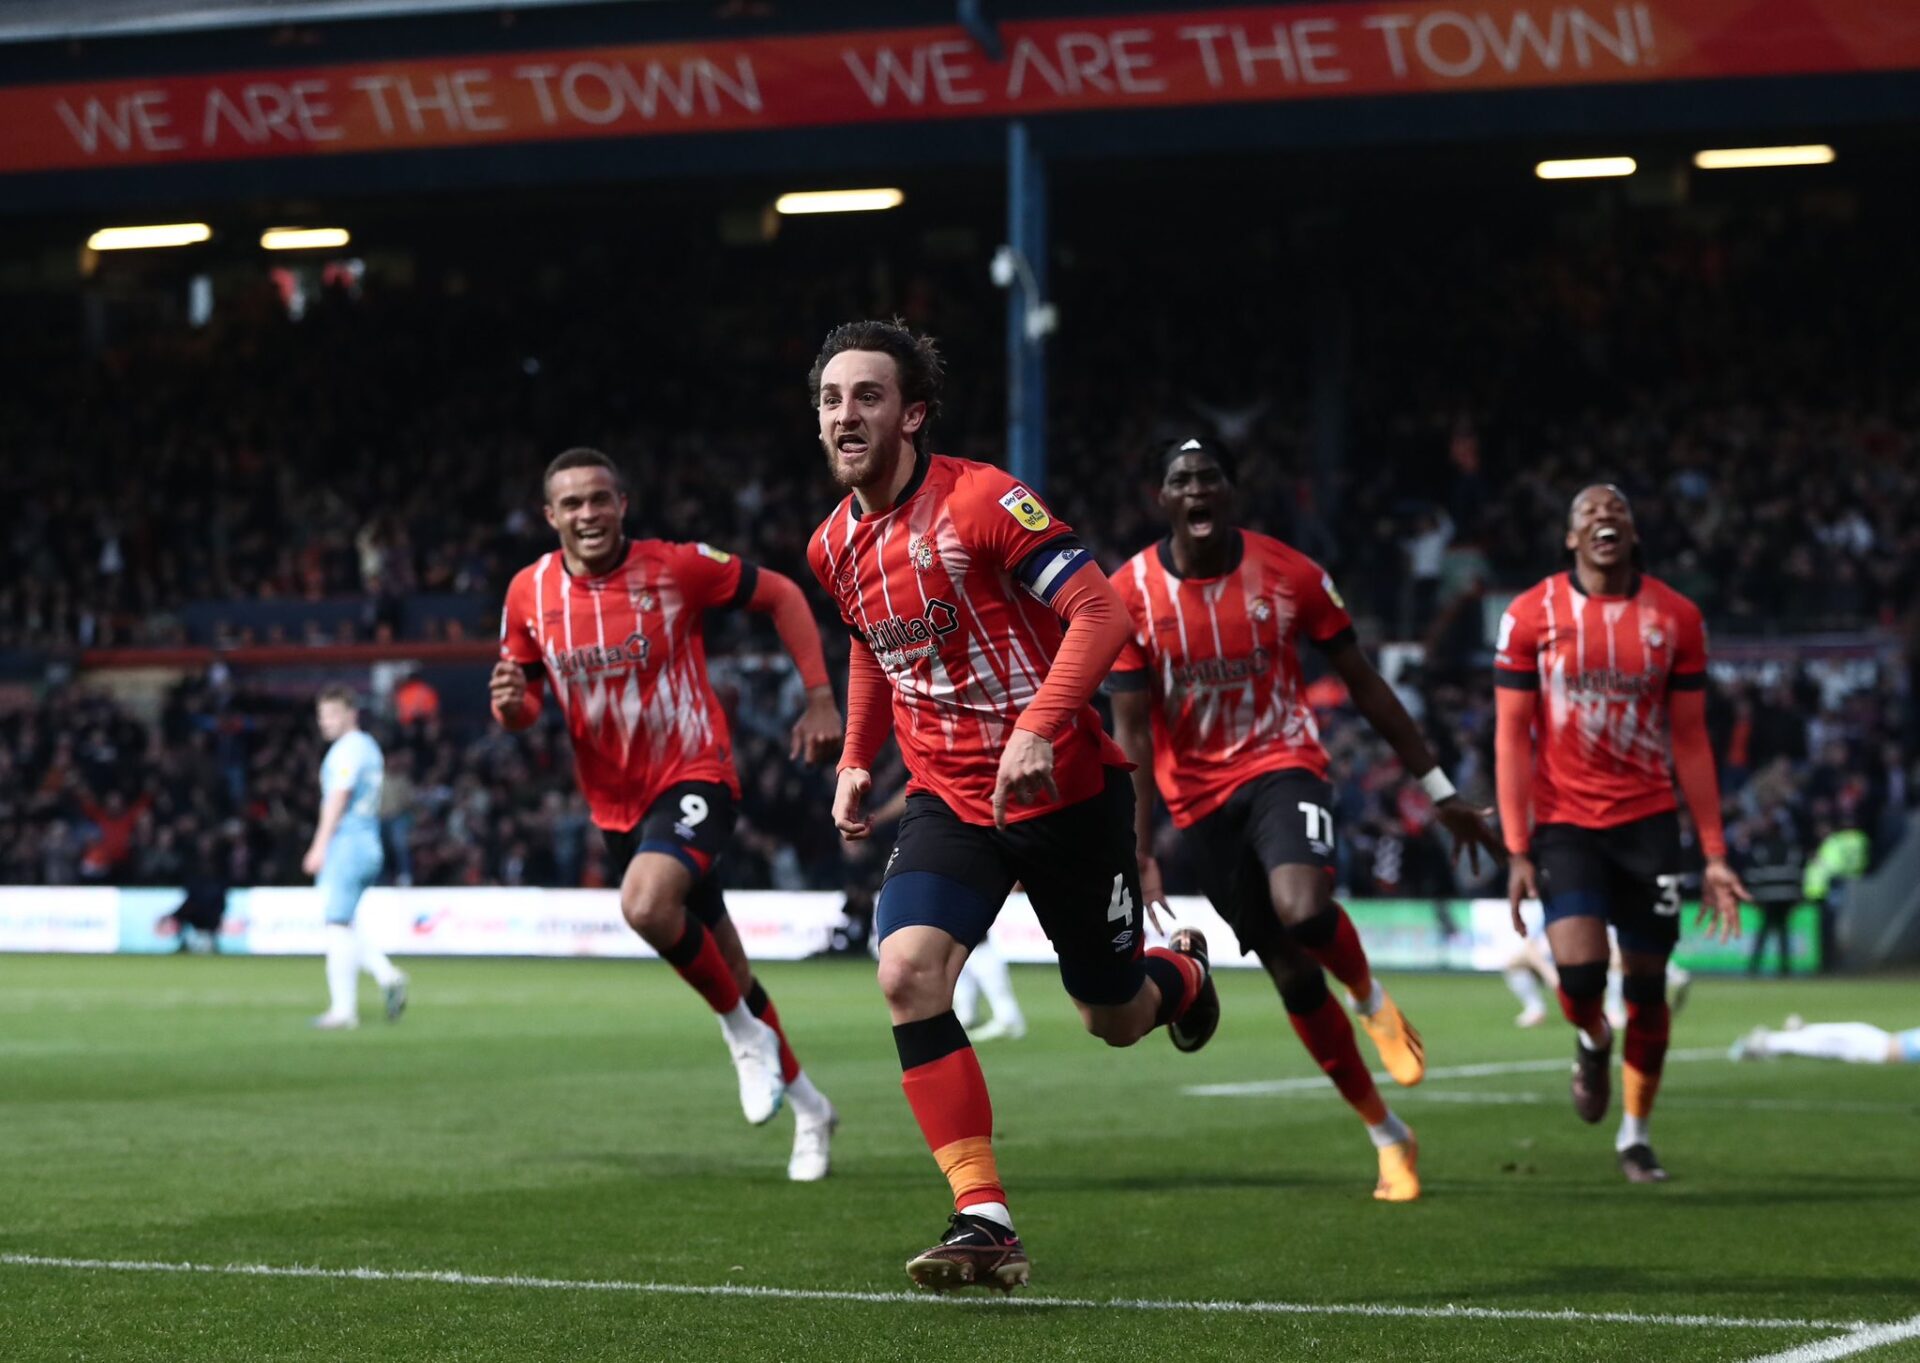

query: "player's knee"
xmin=620 ymin=880 xmax=683 ymax=940
xmin=1622 ymin=972 xmax=1667 ymax=1008
xmin=1286 ymin=904 xmax=1338 ymax=949
xmin=1081 ymin=1005 xmax=1146 ymax=1048
xmin=1276 ymin=968 xmax=1330 ymax=1016
xmin=877 ymin=952 xmax=949 ymax=1016
xmin=1558 ymin=960 xmax=1608 ymax=1000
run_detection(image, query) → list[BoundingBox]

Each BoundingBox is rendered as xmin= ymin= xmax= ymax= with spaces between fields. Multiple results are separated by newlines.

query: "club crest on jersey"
xmin=908 ymin=535 xmax=935 ymax=572
xmin=999 ymin=485 xmax=1051 ymax=532
xmin=1249 ymin=596 xmax=1273 ymax=623
xmin=628 ymin=587 xmax=657 ymax=613
xmin=1646 ymin=627 xmax=1666 ymax=651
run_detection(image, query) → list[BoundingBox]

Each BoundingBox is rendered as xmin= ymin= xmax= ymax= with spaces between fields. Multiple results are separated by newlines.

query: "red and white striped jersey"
xmin=1109 ymin=530 xmax=1354 ymax=827
xmin=808 ymin=453 xmax=1125 ymax=825
xmin=499 ymin=539 xmax=752 ymax=831
xmin=1494 ymin=571 xmax=1708 ymax=829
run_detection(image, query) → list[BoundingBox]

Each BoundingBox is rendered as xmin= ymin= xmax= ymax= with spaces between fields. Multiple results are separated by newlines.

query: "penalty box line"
xmin=0 ymin=1252 xmax=1872 ymax=1334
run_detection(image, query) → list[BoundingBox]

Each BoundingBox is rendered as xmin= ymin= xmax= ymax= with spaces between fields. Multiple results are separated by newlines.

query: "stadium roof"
xmin=0 ymin=0 xmax=659 ymax=44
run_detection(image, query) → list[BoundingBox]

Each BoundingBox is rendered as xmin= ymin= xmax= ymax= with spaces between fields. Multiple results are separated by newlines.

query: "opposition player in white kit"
xmin=304 ymin=685 xmax=408 ymax=1029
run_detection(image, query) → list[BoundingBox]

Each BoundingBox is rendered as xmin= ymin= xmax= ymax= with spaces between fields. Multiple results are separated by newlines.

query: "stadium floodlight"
xmin=774 ymin=188 xmax=905 ymax=216
xmin=1693 ymin=145 xmax=1836 ymax=171
xmin=1534 ymin=157 xmax=1637 ymax=181
xmin=261 ymin=227 xmax=352 ymax=250
xmin=86 ymin=223 xmax=212 ymax=250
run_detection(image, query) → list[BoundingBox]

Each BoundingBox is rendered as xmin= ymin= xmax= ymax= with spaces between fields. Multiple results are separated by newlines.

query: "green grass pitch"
xmin=3 ymin=954 xmax=1917 ymax=1362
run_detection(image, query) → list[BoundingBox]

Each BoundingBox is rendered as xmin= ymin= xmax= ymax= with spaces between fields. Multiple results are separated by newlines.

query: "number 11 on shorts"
xmin=1299 ymin=801 xmax=1334 ymax=847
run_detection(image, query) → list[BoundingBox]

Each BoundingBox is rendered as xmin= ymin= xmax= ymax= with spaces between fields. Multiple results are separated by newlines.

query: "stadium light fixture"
xmin=1693 ymin=145 xmax=1836 ymax=171
xmin=261 ymin=227 xmax=351 ymax=251
xmin=86 ymin=223 xmax=212 ymax=251
xmin=774 ymin=188 xmax=905 ymax=216
xmin=1534 ymin=157 xmax=1637 ymax=181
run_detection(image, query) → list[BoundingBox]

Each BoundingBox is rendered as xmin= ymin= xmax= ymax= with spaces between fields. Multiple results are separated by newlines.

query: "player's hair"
xmin=807 ymin=318 xmax=945 ymax=453
xmin=1161 ymin=435 xmax=1237 ymax=484
xmin=316 ymin=684 xmax=358 ymax=710
xmin=543 ymin=447 xmax=624 ymax=501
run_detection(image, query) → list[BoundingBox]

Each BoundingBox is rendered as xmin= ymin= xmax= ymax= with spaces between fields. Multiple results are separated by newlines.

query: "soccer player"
xmin=1732 ymin=1016 xmax=1920 ymax=1065
xmin=492 ymin=448 xmax=843 ymax=1182
xmin=1496 ymin=484 xmax=1748 ymax=1183
xmin=807 ymin=320 xmax=1217 ymax=1293
xmin=1108 ymin=437 xmax=1502 ymax=1202
xmin=303 ymin=686 xmax=408 ymax=1029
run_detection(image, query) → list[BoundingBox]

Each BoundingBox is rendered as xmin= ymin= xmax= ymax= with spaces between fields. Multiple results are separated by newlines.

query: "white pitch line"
xmin=1737 ymin=1312 xmax=1920 ymax=1363
xmin=0 ymin=1253 xmax=1869 ymax=1332
xmin=1183 ymin=1048 xmax=1726 ymax=1097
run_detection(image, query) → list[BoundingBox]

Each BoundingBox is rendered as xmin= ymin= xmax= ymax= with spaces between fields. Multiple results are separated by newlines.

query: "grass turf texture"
xmin=3 ymin=955 xmax=1917 ymax=1363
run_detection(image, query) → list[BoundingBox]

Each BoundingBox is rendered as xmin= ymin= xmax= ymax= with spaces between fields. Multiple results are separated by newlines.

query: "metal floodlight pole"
xmin=1003 ymin=119 xmax=1051 ymax=493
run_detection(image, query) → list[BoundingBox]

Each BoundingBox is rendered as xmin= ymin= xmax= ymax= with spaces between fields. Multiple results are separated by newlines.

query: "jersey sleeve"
xmin=668 ymin=541 xmax=757 ymax=612
xmin=499 ymin=571 xmax=543 ymax=667
xmin=322 ymin=737 xmax=369 ymax=798
xmin=1667 ymin=596 xmax=1708 ymax=692
xmin=1292 ymin=555 xmax=1356 ymax=648
xmin=1106 ymin=567 xmax=1151 ymax=691
xmin=1493 ymin=590 xmax=1542 ymax=689
xmin=955 ymin=467 xmax=1083 ymax=590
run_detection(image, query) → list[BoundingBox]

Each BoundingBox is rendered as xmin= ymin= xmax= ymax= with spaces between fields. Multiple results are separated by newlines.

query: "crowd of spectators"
xmin=2 ymin=651 xmax=1910 ymax=905
xmin=1 ymin=173 xmax=1916 ymax=889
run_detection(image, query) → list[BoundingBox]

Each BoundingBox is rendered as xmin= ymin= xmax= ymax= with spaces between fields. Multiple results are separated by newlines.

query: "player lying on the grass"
xmin=807 ymin=319 xmax=1217 ymax=1294
xmin=492 ymin=448 xmax=843 ymax=1182
xmin=1732 ymin=1017 xmax=1920 ymax=1064
xmin=1496 ymin=483 xmax=1749 ymax=1184
xmin=1107 ymin=436 xmax=1503 ymax=1203
xmin=304 ymin=685 xmax=408 ymax=1030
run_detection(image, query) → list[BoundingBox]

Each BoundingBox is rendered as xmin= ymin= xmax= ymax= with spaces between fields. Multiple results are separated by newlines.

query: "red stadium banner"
xmin=3 ymin=0 xmax=1916 ymax=173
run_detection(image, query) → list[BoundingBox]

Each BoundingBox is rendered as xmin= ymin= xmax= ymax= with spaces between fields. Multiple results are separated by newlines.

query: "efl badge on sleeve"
xmin=696 ymin=543 xmax=732 ymax=562
xmin=999 ymin=486 xmax=1052 ymax=532
xmin=1321 ymin=573 xmax=1347 ymax=610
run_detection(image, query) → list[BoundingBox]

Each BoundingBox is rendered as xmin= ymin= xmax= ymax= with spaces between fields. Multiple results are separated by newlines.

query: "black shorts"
xmin=602 ymin=781 xmax=737 ymax=928
xmin=1533 ymin=812 xmax=1683 ymax=954
xmin=876 ymin=768 xmax=1145 ymax=1007
xmin=1187 ymin=769 xmax=1335 ymax=958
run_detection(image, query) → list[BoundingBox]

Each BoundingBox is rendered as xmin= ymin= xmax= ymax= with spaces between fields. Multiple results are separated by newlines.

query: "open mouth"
xmin=836 ymin=431 xmax=870 ymax=458
xmin=1592 ymin=525 xmax=1622 ymax=548
xmin=1186 ymin=506 xmax=1217 ymax=537
xmin=577 ymin=526 xmax=611 ymax=549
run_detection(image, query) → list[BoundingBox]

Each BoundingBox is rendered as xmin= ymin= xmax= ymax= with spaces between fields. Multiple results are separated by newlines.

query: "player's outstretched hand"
xmin=992 ymin=729 xmax=1058 ymax=829
xmin=489 ymin=660 xmax=527 ymax=721
xmin=1139 ymin=852 xmax=1172 ymax=934
xmin=1437 ymin=797 xmax=1505 ymax=875
xmin=833 ymin=767 xmax=874 ymax=841
xmin=789 ymin=686 xmax=843 ymax=765
xmin=1699 ymin=856 xmax=1751 ymax=942
xmin=1507 ymin=854 xmax=1540 ymax=936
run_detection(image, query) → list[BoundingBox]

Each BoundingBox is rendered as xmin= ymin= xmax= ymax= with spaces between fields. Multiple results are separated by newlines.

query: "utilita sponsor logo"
xmin=1172 ymin=648 xmax=1272 ymax=689
xmin=868 ymin=599 xmax=960 ymax=663
xmin=552 ymin=632 xmax=649 ymax=678
xmin=1566 ymin=668 xmax=1657 ymax=699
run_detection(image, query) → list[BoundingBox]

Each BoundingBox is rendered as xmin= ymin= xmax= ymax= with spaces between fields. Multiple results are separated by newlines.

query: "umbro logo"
xmin=1112 ymin=929 xmax=1135 ymax=951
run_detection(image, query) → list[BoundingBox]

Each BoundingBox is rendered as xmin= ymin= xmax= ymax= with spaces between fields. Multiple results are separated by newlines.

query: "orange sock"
xmin=1622 ymin=985 xmax=1670 ymax=1119
xmin=1143 ymin=947 xmax=1204 ymax=1026
xmin=895 ymin=1013 xmax=1004 ymax=1212
xmin=1287 ymin=988 xmax=1389 ymax=1125
xmin=660 ymin=918 xmax=742 ymax=1014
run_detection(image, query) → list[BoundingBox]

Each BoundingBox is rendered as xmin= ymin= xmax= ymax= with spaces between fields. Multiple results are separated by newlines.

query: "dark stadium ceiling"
xmin=0 ymin=0 xmax=668 ymax=43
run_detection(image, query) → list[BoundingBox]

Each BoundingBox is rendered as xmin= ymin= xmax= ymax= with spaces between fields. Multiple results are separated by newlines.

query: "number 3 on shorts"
xmin=1654 ymin=874 xmax=1682 ymax=917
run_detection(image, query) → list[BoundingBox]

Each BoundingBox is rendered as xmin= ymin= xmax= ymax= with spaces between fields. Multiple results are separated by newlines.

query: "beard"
xmin=823 ymin=426 xmax=908 ymax=491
